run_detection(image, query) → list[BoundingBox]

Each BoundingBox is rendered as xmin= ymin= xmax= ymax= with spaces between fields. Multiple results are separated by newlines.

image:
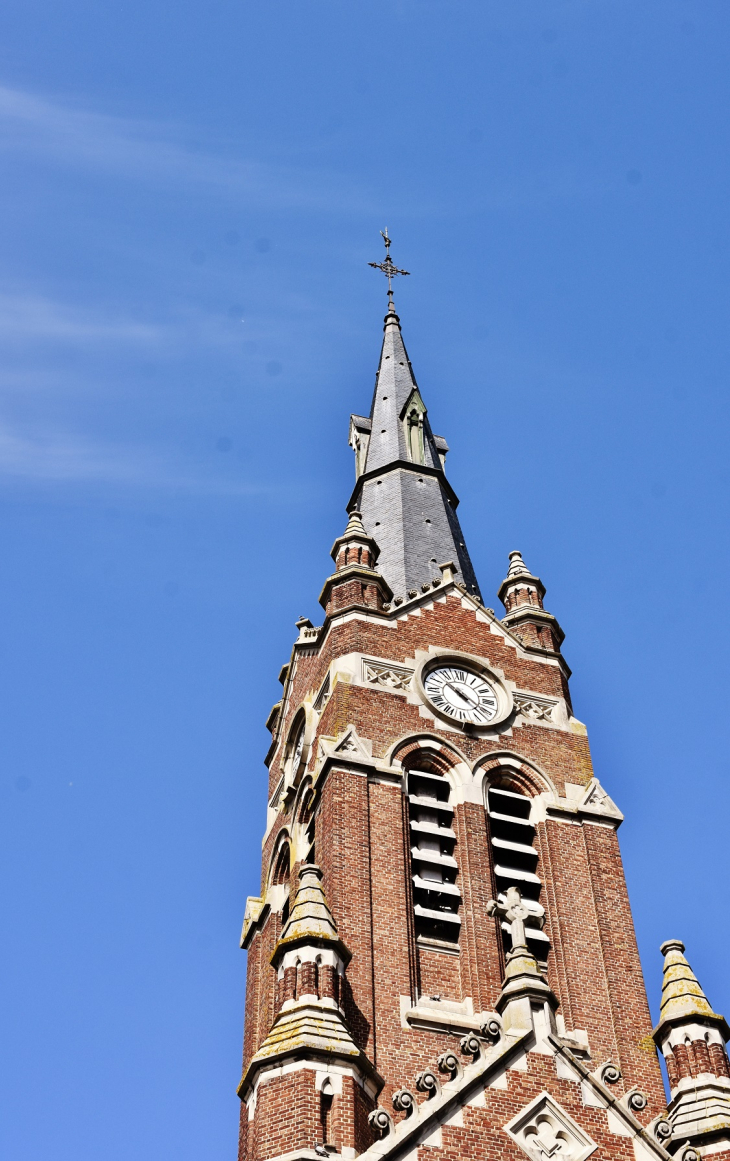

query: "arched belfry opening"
xmin=403 ymin=751 xmax=461 ymax=948
xmin=484 ymin=776 xmax=548 ymax=964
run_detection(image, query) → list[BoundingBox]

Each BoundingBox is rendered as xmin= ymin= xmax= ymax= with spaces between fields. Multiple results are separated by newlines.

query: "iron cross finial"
xmin=369 ymin=228 xmax=410 ymax=301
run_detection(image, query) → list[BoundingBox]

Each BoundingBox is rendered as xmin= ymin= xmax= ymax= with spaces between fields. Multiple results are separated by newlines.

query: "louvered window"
xmin=486 ymin=785 xmax=548 ymax=958
xmin=407 ymin=767 xmax=461 ymax=943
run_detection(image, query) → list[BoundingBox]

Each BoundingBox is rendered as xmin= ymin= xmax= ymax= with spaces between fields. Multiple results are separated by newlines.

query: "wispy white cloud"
xmin=0 ymin=84 xmax=372 ymax=211
xmin=0 ymin=416 xmax=271 ymax=493
xmin=0 ymin=293 xmax=161 ymax=344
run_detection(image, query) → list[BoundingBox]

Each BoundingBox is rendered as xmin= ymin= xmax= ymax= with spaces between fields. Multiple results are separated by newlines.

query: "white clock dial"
xmin=423 ymin=666 xmax=499 ymax=725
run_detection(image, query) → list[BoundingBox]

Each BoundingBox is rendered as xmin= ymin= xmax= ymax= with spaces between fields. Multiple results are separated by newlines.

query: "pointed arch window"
xmin=485 ymin=781 xmax=549 ymax=960
xmin=406 ymin=763 xmax=461 ymax=944
xmin=272 ymin=839 xmax=292 ymax=926
xmin=297 ymin=783 xmax=316 ymax=865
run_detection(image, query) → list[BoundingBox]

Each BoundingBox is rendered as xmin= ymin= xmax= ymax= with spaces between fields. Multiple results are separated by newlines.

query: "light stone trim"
xmin=663 ymin=1022 xmax=726 ymax=1051
xmin=399 ymin=994 xmax=499 ymax=1035
xmin=538 ymin=778 xmax=624 ymax=828
xmin=240 ymin=895 xmax=264 ymax=947
xmin=318 ymin=725 xmax=373 ymax=763
xmin=355 ymin=1027 xmax=533 ymax=1161
xmin=313 ymin=674 xmax=331 ymax=713
xmin=665 ymin=1074 xmax=730 ymax=1144
xmin=548 ymin=1036 xmax=672 ymax=1160
xmin=246 ymin=1058 xmax=380 ymax=1122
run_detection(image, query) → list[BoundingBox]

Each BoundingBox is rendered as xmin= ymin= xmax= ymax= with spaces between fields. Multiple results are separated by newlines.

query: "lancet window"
xmin=407 ymin=764 xmax=461 ymax=944
xmin=485 ymin=781 xmax=549 ymax=960
xmin=271 ymin=840 xmax=291 ymax=926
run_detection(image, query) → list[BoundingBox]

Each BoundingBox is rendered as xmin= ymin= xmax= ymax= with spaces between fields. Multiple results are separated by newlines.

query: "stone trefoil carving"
xmin=362 ymin=658 xmax=413 ymax=692
xmin=505 ymin=1092 xmax=598 ymax=1161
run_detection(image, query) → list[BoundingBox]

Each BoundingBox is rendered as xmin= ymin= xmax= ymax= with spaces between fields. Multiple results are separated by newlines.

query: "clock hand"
xmin=445 ymin=682 xmax=479 ymax=708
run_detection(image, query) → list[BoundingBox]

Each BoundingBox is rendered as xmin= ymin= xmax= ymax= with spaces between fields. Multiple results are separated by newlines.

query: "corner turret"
xmin=238 ymin=865 xmax=382 ymax=1157
xmin=498 ymin=551 xmax=564 ymax=653
xmin=319 ymin=510 xmax=392 ymax=616
xmin=653 ymin=939 xmax=730 ymax=1155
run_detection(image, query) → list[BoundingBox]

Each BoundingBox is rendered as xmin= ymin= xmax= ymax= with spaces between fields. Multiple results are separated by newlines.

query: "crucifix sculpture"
xmin=368 ymin=227 xmax=410 ymax=303
xmin=487 ymin=885 xmax=535 ymax=952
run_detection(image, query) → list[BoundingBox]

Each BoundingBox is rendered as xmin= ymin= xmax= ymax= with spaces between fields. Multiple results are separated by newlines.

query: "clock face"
xmin=423 ymin=666 xmax=499 ymax=725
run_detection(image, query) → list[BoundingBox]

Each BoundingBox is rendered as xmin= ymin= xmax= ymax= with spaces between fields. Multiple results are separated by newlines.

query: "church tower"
xmin=236 ymin=240 xmax=730 ymax=1161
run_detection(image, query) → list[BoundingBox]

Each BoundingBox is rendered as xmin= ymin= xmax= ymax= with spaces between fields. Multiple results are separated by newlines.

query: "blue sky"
xmin=1 ymin=2 xmax=729 ymax=1158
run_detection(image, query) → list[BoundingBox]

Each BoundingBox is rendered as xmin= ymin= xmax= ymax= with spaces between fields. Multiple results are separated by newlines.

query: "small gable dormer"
xmin=400 ymin=387 xmax=427 ymax=465
xmin=349 ymin=414 xmax=371 ymax=478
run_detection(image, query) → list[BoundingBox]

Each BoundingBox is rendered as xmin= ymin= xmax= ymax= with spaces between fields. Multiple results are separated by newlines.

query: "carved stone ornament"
xmin=362 ymin=658 xmax=413 ymax=692
xmin=318 ymin=726 xmax=373 ymax=764
xmin=514 ymin=695 xmax=555 ymax=722
xmin=504 ymin=1092 xmax=598 ymax=1161
xmin=368 ymin=1107 xmax=393 ymax=1138
xmin=579 ymin=779 xmax=622 ymax=820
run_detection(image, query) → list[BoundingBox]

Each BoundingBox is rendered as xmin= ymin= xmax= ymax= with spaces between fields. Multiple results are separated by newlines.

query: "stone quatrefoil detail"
xmin=504 ymin=1093 xmax=598 ymax=1161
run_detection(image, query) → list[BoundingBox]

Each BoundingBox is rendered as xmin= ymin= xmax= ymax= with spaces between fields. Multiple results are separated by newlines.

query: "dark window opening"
xmin=486 ymin=783 xmax=548 ymax=961
xmin=320 ymin=1088 xmax=334 ymax=1146
xmin=407 ymin=765 xmax=461 ymax=945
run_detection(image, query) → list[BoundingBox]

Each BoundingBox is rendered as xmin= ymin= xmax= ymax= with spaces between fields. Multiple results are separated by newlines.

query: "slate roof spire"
xmin=349 ymin=244 xmax=481 ymax=600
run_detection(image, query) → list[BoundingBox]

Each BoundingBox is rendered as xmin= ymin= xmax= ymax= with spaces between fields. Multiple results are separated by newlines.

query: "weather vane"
xmin=368 ymin=228 xmax=410 ymax=302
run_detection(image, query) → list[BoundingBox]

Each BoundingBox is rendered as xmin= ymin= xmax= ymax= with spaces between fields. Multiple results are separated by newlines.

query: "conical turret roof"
xmin=329 ymin=509 xmax=379 ymax=564
xmin=659 ymin=940 xmax=720 ymax=1022
xmin=506 ymin=550 xmax=532 ymax=579
xmin=273 ymin=864 xmax=350 ymax=964
xmin=654 ymin=939 xmax=729 ymax=1039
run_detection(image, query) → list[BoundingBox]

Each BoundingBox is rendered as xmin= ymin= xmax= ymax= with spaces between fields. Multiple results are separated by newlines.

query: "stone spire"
xmin=348 ymin=299 xmax=481 ymax=601
xmin=657 ymin=939 xmax=727 ymax=1030
xmin=652 ymin=939 xmax=730 ymax=1152
xmin=275 ymin=862 xmax=350 ymax=962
